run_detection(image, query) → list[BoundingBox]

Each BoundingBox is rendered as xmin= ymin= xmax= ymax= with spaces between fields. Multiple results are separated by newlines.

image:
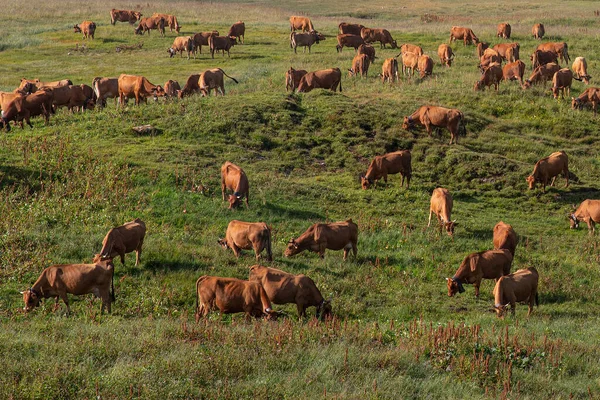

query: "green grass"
xmin=1 ymin=0 xmax=600 ymax=398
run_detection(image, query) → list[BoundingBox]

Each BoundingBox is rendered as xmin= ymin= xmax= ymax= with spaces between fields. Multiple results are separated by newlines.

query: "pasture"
xmin=1 ymin=0 xmax=600 ymax=398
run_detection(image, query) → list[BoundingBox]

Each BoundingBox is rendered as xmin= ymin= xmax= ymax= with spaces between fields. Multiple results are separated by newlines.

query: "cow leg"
xmin=343 ymin=247 xmax=349 ymax=260
xmin=588 ymin=219 xmax=595 ymax=233
xmin=135 ymin=245 xmax=142 ymax=266
xmin=120 ymin=252 xmax=125 ymax=266
xmin=222 ymin=182 xmax=226 ymax=201
xmin=352 ymin=242 xmax=357 ymax=259
xmin=296 ymin=303 xmax=306 ymax=319
xmin=59 ymin=291 xmax=71 ymax=314
xmin=564 ymin=168 xmax=569 ymax=187
xmin=245 ymin=193 xmax=249 ymax=208
xmin=231 ymin=244 xmax=241 ymax=258
xmin=550 ymin=176 xmax=556 ymax=187
xmin=424 ymin=123 xmax=432 ymax=137
xmin=427 ymin=210 xmax=433 ymax=227
xmin=474 ymin=282 xmax=480 ymax=297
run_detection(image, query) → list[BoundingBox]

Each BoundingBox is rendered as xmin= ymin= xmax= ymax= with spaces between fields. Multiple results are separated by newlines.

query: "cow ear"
xmin=19 ymin=291 xmax=24 ymax=294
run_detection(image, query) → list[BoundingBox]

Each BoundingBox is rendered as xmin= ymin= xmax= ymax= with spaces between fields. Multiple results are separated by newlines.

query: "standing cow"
xmin=285 ymin=219 xmax=358 ymax=260
xmin=228 ymin=21 xmax=245 ymax=44
xmin=74 ymin=21 xmax=96 ymax=39
xmin=493 ymin=268 xmax=539 ymax=318
xmin=297 ymin=68 xmax=342 ymax=93
xmin=218 ymin=220 xmax=272 ymax=261
xmin=437 ymin=44 xmax=454 ymax=67
xmin=497 ymin=23 xmax=511 ymax=39
xmin=285 ymin=67 xmax=308 ymax=92
xmin=570 ymin=200 xmax=600 ymax=233
xmin=403 ymin=106 xmax=465 ymax=145
xmin=94 ymin=218 xmax=146 ymax=266
xmin=526 ymin=151 xmax=569 ymax=192
xmin=380 ymin=58 xmax=398 ymax=83
xmin=428 ymin=188 xmax=456 ymax=235
xmin=221 ymin=161 xmax=249 ymax=209
xmin=198 ymin=68 xmax=238 ymax=96
xmin=447 ymin=249 xmax=513 ymax=297
xmin=360 ymin=150 xmax=411 ymax=189
xmin=493 ymin=221 xmax=517 ymax=256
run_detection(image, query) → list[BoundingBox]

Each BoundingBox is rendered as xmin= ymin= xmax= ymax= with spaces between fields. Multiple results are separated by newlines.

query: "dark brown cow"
xmin=228 ymin=21 xmax=245 ymax=44
xmin=284 ymin=219 xmax=358 ymax=260
xmin=493 ymin=268 xmax=539 ymax=318
xmin=570 ymin=199 xmax=600 ymax=232
xmin=474 ymin=62 xmax=503 ymax=91
xmin=48 ymin=85 xmax=94 ymax=112
xmin=94 ymin=218 xmax=146 ymax=266
xmin=209 ymin=35 xmax=237 ymax=58
xmin=531 ymin=49 xmax=558 ymax=70
xmin=151 ymin=13 xmax=180 ymax=33
xmin=297 ymin=68 xmax=342 ymax=93
xmin=285 ymin=67 xmax=308 ymax=92
xmin=249 ymin=265 xmax=332 ymax=319
xmin=93 ymin=77 xmax=119 ymax=107
xmin=198 ymin=68 xmax=238 ymax=96
xmin=526 ymin=151 xmax=569 ymax=192
xmin=360 ymin=27 xmax=398 ymax=49
xmin=289 ymin=16 xmax=314 ymax=32
xmin=218 ymin=220 xmax=272 ymax=261
xmin=74 ymin=21 xmax=96 ymax=39
xmin=502 ymin=60 xmax=526 ymax=84
xmin=493 ymin=42 xmax=520 ymax=62
xmin=401 ymin=52 xmax=419 ymax=76
xmin=476 ymin=42 xmax=489 ymax=58
xmin=497 ymin=23 xmax=511 ymax=39
xmin=536 ymin=42 xmax=570 ymax=63
xmin=447 ymin=249 xmax=513 ymax=297
xmin=357 ymin=44 xmax=376 ymax=63
xmin=380 ymin=58 xmax=398 ymax=83
xmin=336 ymin=34 xmax=365 ymax=52
xmin=532 ymin=23 xmax=545 ymax=39
xmin=79 ymin=84 xmax=96 ymax=105
xmin=0 ymin=90 xmax=53 ymax=131
xmin=110 ymin=9 xmax=142 ymax=25
xmin=118 ymin=74 xmax=165 ymax=106
xmin=348 ymin=54 xmax=370 ymax=78
xmin=177 ymin=74 xmax=201 ymax=98
xmin=572 ymin=87 xmax=600 ymax=115
xmin=221 ymin=161 xmax=249 ymax=209
xmin=360 ymin=150 xmax=411 ymax=189
xmin=168 ymin=36 xmax=194 ymax=59
xmin=572 ymin=57 xmax=591 ymax=85
xmin=164 ymin=80 xmax=181 ymax=98
xmin=403 ymin=106 xmax=465 ymax=145
xmin=428 ymin=188 xmax=456 ymax=235
xmin=135 ymin=16 xmax=165 ymax=36
xmin=418 ymin=55 xmax=433 ymax=79
xmin=437 ymin=44 xmax=454 ymax=67
xmin=449 ymin=26 xmax=479 ymax=46
xmin=339 ymin=22 xmax=364 ymax=35
xmin=522 ymin=63 xmax=561 ymax=88
xmin=192 ymin=31 xmax=219 ymax=55
xmin=290 ymin=31 xmax=325 ymax=53
xmin=552 ymin=68 xmax=573 ymax=99
xmin=399 ymin=43 xmax=423 ymax=56
xmin=493 ymin=221 xmax=517 ymax=256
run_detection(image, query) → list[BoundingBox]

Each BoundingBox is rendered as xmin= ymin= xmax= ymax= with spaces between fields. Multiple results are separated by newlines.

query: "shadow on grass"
xmin=465 ymin=228 xmax=494 ymax=241
xmin=136 ymin=260 xmax=200 ymax=273
xmin=539 ymin=291 xmax=569 ymax=305
xmin=0 ymin=165 xmax=42 ymax=191
xmin=262 ymin=201 xmax=325 ymax=220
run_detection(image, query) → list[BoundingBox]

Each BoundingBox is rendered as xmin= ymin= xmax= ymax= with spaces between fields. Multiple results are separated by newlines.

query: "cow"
xmin=290 ymin=16 xmax=314 ymax=32
xmin=192 ymin=31 xmax=219 ymax=55
xmin=93 ymin=77 xmax=119 ymax=107
xmin=218 ymin=220 xmax=272 ymax=261
xmin=118 ymin=74 xmax=165 ymax=107
xmin=428 ymin=188 xmax=456 ymax=235
xmin=497 ymin=23 xmax=511 ymax=39
xmin=572 ymin=57 xmax=591 ymax=84
xmin=209 ymin=35 xmax=237 ymax=58
xmin=360 ymin=28 xmax=398 ymax=49
xmin=19 ymin=78 xmax=72 ymax=92
xmin=493 ymin=268 xmax=539 ymax=318
xmin=79 ymin=84 xmax=96 ymax=105
xmin=449 ymin=26 xmax=479 ymax=46
xmin=401 ymin=52 xmax=419 ymax=76
xmin=417 ymin=55 xmax=433 ymax=79
xmin=479 ymin=49 xmax=503 ymax=73
xmin=399 ymin=43 xmax=423 ymax=57
xmin=195 ymin=276 xmax=277 ymax=321
xmin=21 ymin=259 xmax=115 ymax=314
xmin=476 ymin=42 xmax=489 ymax=58
xmin=437 ymin=44 xmax=454 ymax=67
xmin=474 ymin=63 xmax=503 ymax=91
xmin=48 ymin=85 xmax=94 ymax=112
xmin=198 ymin=68 xmax=238 ymax=96
xmin=403 ymin=106 xmax=465 ymax=145
xmin=493 ymin=221 xmax=517 ymax=256
xmin=336 ymin=34 xmax=365 ymax=52
xmin=285 ymin=67 xmax=308 ymax=92
xmin=73 ymin=21 xmax=96 ymax=39
xmin=297 ymin=68 xmax=342 ymax=93
xmin=151 ymin=13 xmax=180 ymax=33
xmin=531 ymin=49 xmax=558 ymax=70
xmin=571 ymin=87 xmax=600 ymax=115
xmin=536 ymin=42 xmax=570 ymax=64
xmin=380 ymin=58 xmax=399 ymax=83
xmin=221 ymin=161 xmax=249 ymax=209
xmin=228 ymin=21 xmax=245 ymax=44
xmin=360 ymin=150 xmax=411 ymax=189
xmin=164 ymin=80 xmax=181 ymax=98
xmin=110 ymin=9 xmax=142 ymax=25
xmin=248 ymin=265 xmax=332 ymax=319
xmin=177 ymin=74 xmax=201 ymax=98
xmin=94 ymin=218 xmax=146 ymax=266
xmin=339 ymin=22 xmax=364 ymax=35
xmin=168 ymin=36 xmax=194 ymax=59
xmin=357 ymin=44 xmax=376 ymax=63
xmin=0 ymin=90 xmax=53 ymax=132
xmin=135 ymin=16 xmax=165 ymax=36
xmin=493 ymin=42 xmax=520 ymax=62
xmin=570 ymin=199 xmax=600 ymax=233
xmin=522 ymin=63 xmax=561 ymax=88
xmin=446 ymin=249 xmax=513 ymax=297
xmin=348 ymin=53 xmax=370 ymax=78
xmin=526 ymin=151 xmax=569 ymax=192
xmin=502 ymin=60 xmax=526 ymax=84
xmin=285 ymin=219 xmax=358 ymax=260
xmin=552 ymin=68 xmax=573 ymax=99
xmin=290 ymin=31 xmax=325 ymax=53
xmin=532 ymin=23 xmax=545 ymax=40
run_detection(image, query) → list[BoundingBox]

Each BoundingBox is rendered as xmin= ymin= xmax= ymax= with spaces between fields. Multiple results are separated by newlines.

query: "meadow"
xmin=1 ymin=0 xmax=600 ymax=398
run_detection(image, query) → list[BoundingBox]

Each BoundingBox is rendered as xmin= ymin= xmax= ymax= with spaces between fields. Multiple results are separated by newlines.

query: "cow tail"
xmin=195 ymin=276 xmax=203 ymax=319
xmin=338 ymin=75 xmax=343 ymax=92
xmin=535 ymin=291 xmax=539 ymax=307
xmin=218 ymin=68 xmax=239 ymax=84
xmin=289 ymin=32 xmax=294 ymax=48
xmin=93 ymin=77 xmax=101 ymax=101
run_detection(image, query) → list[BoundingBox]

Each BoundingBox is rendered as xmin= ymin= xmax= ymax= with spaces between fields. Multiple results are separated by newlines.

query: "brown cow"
xmin=360 ymin=27 xmax=397 ymax=49
xmin=418 ymin=55 xmax=433 ymax=79
xmin=195 ymin=276 xmax=277 ymax=321
xmin=380 ymin=58 xmax=398 ymax=83
xmin=497 ymin=23 xmax=511 ymax=39
xmin=532 ymin=23 xmax=545 ymax=40
xmin=198 ymin=68 xmax=238 ymax=96
xmin=209 ymin=35 xmax=237 ymax=58
xmin=336 ymin=34 xmax=365 ymax=52
xmin=73 ymin=21 xmax=96 ymax=39
xmin=437 ymin=44 xmax=454 ymax=67
xmin=479 ymin=49 xmax=502 ymax=73
xmin=110 ymin=9 xmax=142 ymax=25
xmin=403 ymin=106 xmax=465 ymax=145
xmin=552 ymin=68 xmax=573 ymax=99
xmin=21 ymin=259 xmax=115 ymax=314
xmin=449 ymin=26 xmax=479 ymax=46
xmin=358 ymin=44 xmax=376 ymax=63
xmin=290 ymin=31 xmax=325 ymax=53
xmin=168 ymin=36 xmax=194 ymax=59
xmin=476 ymin=42 xmax=489 ymax=58
xmin=571 ymin=87 xmax=600 ymax=115
xmin=339 ymin=22 xmax=364 ymax=35
xmin=536 ymin=42 xmax=570 ymax=63
xmin=348 ymin=53 xmax=370 ymax=78
xmin=493 ymin=221 xmax=517 ymax=256
xmin=0 ymin=90 xmax=53 ymax=131
xmin=493 ymin=268 xmax=539 ymax=318
xmin=228 ymin=21 xmax=245 ymax=44
xmin=135 ymin=16 xmax=165 ymax=36
xmin=285 ymin=67 xmax=308 ymax=92
xmin=401 ymin=52 xmax=419 ymax=76
xmin=118 ymin=74 xmax=165 ymax=107
xmin=570 ymin=199 xmax=600 ymax=232
xmin=94 ymin=218 xmax=146 ymax=266
xmin=93 ymin=77 xmax=119 ymax=107
xmin=522 ymin=63 xmax=561 ymax=88
xmin=428 ymin=188 xmax=456 ymax=235
xmin=399 ymin=43 xmax=423 ymax=57
xmin=289 ymin=16 xmax=314 ymax=32
xmin=151 ymin=13 xmax=180 ymax=33
xmin=493 ymin=42 xmax=520 ymax=62
xmin=192 ymin=31 xmax=219 ymax=55
xmin=19 ymin=78 xmax=72 ymax=92
xmin=164 ymin=80 xmax=181 ymax=98
xmin=447 ymin=249 xmax=513 ymax=297
xmin=284 ymin=219 xmax=358 ymax=260
xmin=48 ymin=85 xmax=94 ymax=112
xmin=248 ymin=265 xmax=332 ymax=319
xmin=474 ymin=62 xmax=503 ymax=91
xmin=218 ymin=220 xmax=272 ymax=261
xmin=360 ymin=150 xmax=411 ymax=189
xmin=526 ymin=151 xmax=569 ymax=192
xmin=502 ymin=60 xmax=526 ymax=84
xmin=297 ymin=68 xmax=342 ymax=93
xmin=221 ymin=161 xmax=249 ymax=209
xmin=572 ymin=57 xmax=591 ymax=84
xmin=531 ymin=49 xmax=558 ymax=70
xmin=177 ymin=74 xmax=201 ymax=98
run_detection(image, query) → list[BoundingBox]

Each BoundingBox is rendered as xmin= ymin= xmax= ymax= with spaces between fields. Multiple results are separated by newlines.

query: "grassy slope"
xmin=1 ymin=0 xmax=600 ymax=398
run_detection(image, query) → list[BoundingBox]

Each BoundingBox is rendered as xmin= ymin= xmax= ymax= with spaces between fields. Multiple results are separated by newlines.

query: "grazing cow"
xmin=135 ymin=16 xmax=165 ymax=36
xmin=380 ymin=58 xmax=399 ymax=83
xmin=522 ymin=63 xmax=561 ymax=88
xmin=209 ymin=35 xmax=237 ymax=58
xmin=195 ymin=276 xmax=277 ymax=320
xmin=21 ymin=78 xmax=72 ymax=92
xmin=168 ymin=36 xmax=194 ymax=59
xmin=572 ymin=57 xmax=591 ymax=84
xmin=110 ymin=9 xmax=142 ymax=25
xmin=532 ymin=23 xmax=545 ymax=39
xmin=339 ymin=22 xmax=364 ymax=35
xmin=401 ymin=52 xmax=419 ymax=76
xmin=493 ymin=43 xmax=520 ymax=62
xmin=428 ymin=188 xmax=456 ymax=235
xmin=474 ymin=62 xmax=503 ymax=91
xmin=531 ymin=49 xmax=558 ymax=70
xmin=285 ymin=67 xmax=308 ymax=92
xmin=164 ymin=80 xmax=181 ymax=98
xmin=437 ymin=44 xmax=454 ymax=67
xmin=93 ymin=77 xmax=119 ymax=107
xmin=551 ymin=68 xmax=573 ymax=99
xmin=449 ymin=26 xmax=479 ymax=46
xmin=21 ymin=259 xmax=115 ymax=314
xmin=571 ymin=87 xmax=600 ymax=115
xmin=570 ymin=199 xmax=600 ymax=232
xmin=526 ymin=151 xmax=569 ymax=192
xmin=221 ymin=161 xmax=249 ymax=209
xmin=0 ymin=90 xmax=53 ymax=131
xmin=118 ymin=74 xmax=165 ymax=107
xmin=74 ymin=21 xmax=96 ymax=39
xmin=447 ymin=249 xmax=513 ymax=297
xmin=289 ymin=16 xmax=314 ymax=32
xmin=417 ymin=55 xmax=433 ymax=79
xmin=290 ymin=31 xmax=325 ymax=53
xmin=497 ymin=23 xmax=511 ymax=39
xmin=493 ymin=221 xmax=517 ymax=256
xmin=151 ymin=13 xmax=180 ymax=33
xmin=493 ymin=268 xmax=539 ymax=318
xmin=336 ymin=34 xmax=365 ymax=52
xmin=537 ymin=42 xmax=570 ymax=64
xmin=476 ymin=42 xmax=489 ymax=58
xmin=218 ymin=220 xmax=272 ymax=261
xmin=357 ymin=44 xmax=376 ymax=63
xmin=248 ymin=265 xmax=332 ymax=319
xmin=399 ymin=43 xmax=423 ymax=57
xmin=502 ymin=60 xmax=526 ymax=84
xmin=360 ymin=28 xmax=397 ymax=49
xmin=285 ymin=219 xmax=358 ymax=260
xmin=228 ymin=21 xmax=245 ymax=44
xmin=48 ymin=85 xmax=94 ymax=112
xmin=403 ymin=106 xmax=465 ymax=144
xmin=198 ymin=68 xmax=238 ymax=96
xmin=297 ymin=68 xmax=342 ymax=93
xmin=79 ymin=84 xmax=96 ymax=104
xmin=177 ymin=74 xmax=201 ymax=98
xmin=94 ymin=218 xmax=146 ymax=266
xmin=479 ymin=49 xmax=502 ymax=73
xmin=192 ymin=31 xmax=219 ymax=55
xmin=360 ymin=150 xmax=411 ymax=189
xmin=348 ymin=54 xmax=370 ymax=78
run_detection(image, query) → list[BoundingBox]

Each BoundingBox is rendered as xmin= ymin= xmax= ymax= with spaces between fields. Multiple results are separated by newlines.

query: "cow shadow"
xmin=464 ymin=228 xmax=494 ymax=241
xmin=261 ymin=201 xmax=325 ymax=220
xmin=555 ymin=186 xmax=600 ymax=205
xmin=0 ymin=165 xmax=43 ymax=191
xmin=101 ymin=38 xmax=128 ymax=44
xmin=539 ymin=291 xmax=569 ymax=305
xmin=138 ymin=260 xmax=200 ymax=273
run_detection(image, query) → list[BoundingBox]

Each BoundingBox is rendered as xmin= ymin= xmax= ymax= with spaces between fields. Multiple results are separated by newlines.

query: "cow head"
xmin=360 ymin=174 xmax=373 ymax=190
xmin=571 ymin=97 xmax=581 ymax=110
xmin=134 ymin=25 xmax=143 ymax=35
xmin=167 ymin=48 xmax=176 ymax=58
xmin=284 ymin=238 xmax=300 ymax=257
xmin=390 ymin=40 xmax=398 ymax=49
xmin=348 ymin=68 xmax=356 ymax=78
xmin=493 ymin=303 xmax=510 ymax=318
xmin=152 ymin=85 xmax=166 ymax=100
xmin=526 ymin=175 xmax=536 ymax=190
xmin=217 ymin=238 xmax=229 ymax=249
xmin=443 ymin=220 xmax=458 ymax=236
xmin=473 ymin=80 xmax=483 ymax=91
xmin=228 ymin=194 xmax=242 ymax=209
xmin=446 ymin=277 xmax=465 ymax=296
xmin=73 ymin=24 xmax=82 ymax=33
xmin=402 ymin=116 xmax=412 ymax=130
xmin=21 ymin=288 xmax=41 ymax=312
xmin=316 ymin=299 xmax=332 ymax=320
xmin=569 ymin=213 xmax=579 ymax=229
xmin=134 ymin=12 xmax=143 ymax=20
xmin=228 ymin=36 xmax=237 ymax=46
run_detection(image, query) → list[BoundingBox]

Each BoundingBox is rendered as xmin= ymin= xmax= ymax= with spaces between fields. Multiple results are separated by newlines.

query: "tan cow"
xmin=479 ymin=49 xmax=502 ymax=73
xmin=198 ymin=68 xmax=238 ymax=96
xmin=552 ymin=68 xmax=573 ymax=99
xmin=289 ymin=16 xmax=314 ymax=32
xmin=0 ymin=90 xmax=53 ymax=131
xmin=118 ymin=74 xmax=165 ymax=106
xmin=399 ymin=43 xmax=423 ymax=56
xmin=497 ymin=23 xmax=511 ymax=39
xmin=285 ymin=67 xmax=308 ymax=92
xmin=417 ymin=55 xmax=433 ymax=79
xmin=177 ymin=74 xmax=201 ymax=98
xmin=526 ymin=151 xmax=569 ymax=192
xmin=151 ymin=13 xmax=180 ymax=33
xmin=380 ymin=58 xmax=398 ymax=83
xmin=360 ymin=150 xmax=411 ymax=189
xmin=93 ymin=77 xmax=119 ymax=107
xmin=47 ymin=85 xmax=94 ymax=112
xmin=437 ymin=44 xmax=454 ymax=67
xmin=336 ymin=34 xmax=365 ymax=52
xmin=290 ymin=31 xmax=325 ymax=53
xmin=74 ymin=21 xmax=96 ymax=39
xmin=284 ymin=219 xmax=358 ymax=260
xmin=218 ymin=220 xmax=272 ymax=261
xmin=401 ymin=52 xmax=419 ymax=76
xmin=531 ymin=50 xmax=558 ymax=70
xmin=403 ymin=106 xmax=465 ymax=145
xmin=297 ymin=68 xmax=342 ymax=93
xmin=474 ymin=62 xmax=503 ymax=91
xmin=572 ymin=57 xmax=591 ymax=84
xmin=536 ymin=42 xmax=570 ymax=63
xmin=248 ymin=265 xmax=332 ymax=319
xmin=339 ymin=22 xmax=364 ymax=35
xmin=502 ymin=60 xmax=526 ymax=84
xmin=532 ymin=23 xmax=545 ymax=39
xmin=192 ymin=31 xmax=219 ymax=55
xmin=493 ymin=221 xmax=517 ymax=256
xmin=209 ymin=35 xmax=237 ymax=58
xmin=570 ymin=199 xmax=600 ymax=232
xmin=94 ymin=218 xmax=146 ymax=266
xmin=19 ymin=78 xmax=72 ymax=92
xmin=493 ymin=42 xmax=520 ymax=62
xmin=571 ymin=87 xmax=600 ymax=115
xmin=221 ymin=161 xmax=249 ymax=209
xmin=493 ymin=268 xmax=539 ymax=318
xmin=476 ymin=42 xmax=489 ymax=58
xmin=228 ymin=21 xmax=245 ymax=44
xmin=110 ymin=9 xmax=142 ymax=25
xmin=357 ymin=44 xmax=376 ymax=63
xmin=164 ymin=80 xmax=181 ymax=98
xmin=428 ymin=188 xmax=456 ymax=235
xmin=168 ymin=36 xmax=194 ymax=59
xmin=348 ymin=54 xmax=370 ymax=78
xmin=360 ymin=27 xmax=397 ymax=49
xmin=522 ymin=63 xmax=561 ymax=88
xmin=449 ymin=26 xmax=479 ymax=46
xmin=447 ymin=249 xmax=513 ymax=297
xmin=135 ymin=16 xmax=165 ymax=36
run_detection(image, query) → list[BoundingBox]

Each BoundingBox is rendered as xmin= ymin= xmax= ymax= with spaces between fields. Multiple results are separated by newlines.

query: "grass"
xmin=1 ymin=0 xmax=600 ymax=398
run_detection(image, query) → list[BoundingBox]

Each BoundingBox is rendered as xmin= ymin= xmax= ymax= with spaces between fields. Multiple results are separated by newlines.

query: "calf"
xmin=168 ymin=36 xmax=194 ymax=59
xmin=572 ymin=57 xmax=591 ymax=84
xmin=285 ymin=219 xmax=358 ymax=260
xmin=348 ymin=53 xmax=370 ymax=78
xmin=290 ymin=31 xmax=325 ymax=53
xmin=218 ymin=220 xmax=272 ymax=261
xmin=497 ymin=23 xmax=511 ymax=39
xmin=177 ymin=74 xmax=201 ymax=98
xmin=447 ymin=249 xmax=513 ymax=297
xmin=74 ymin=21 xmax=96 ymax=39
xmin=297 ymin=68 xmax=342 ymax=93
xmin=209 ymin=35 xmax=237 ymax=58
xmin=493 ymin=221 xmax=517 ymax=256
xmin=285 ymin=67 xmax=308 ymax=92
xmin=336 ymin=34 xmax=365 ymax=52
xmin=118 ymin=74 xmax=165 ymax=106
xmin=428 ymin=188 xmax=456 ymax=235
xmin=94 ymin=218 xmax=146 ymax=266
xmin=551 ymin=68 xmax=573 ymax=99
xmin=417 ymin=55 xmax=433 ymax=79
xmin=228 ymin=21 xmax=245 ymax=44
xmin=403 ymin=105 xmax=465 ymax=145
xmin=221 ymin=161 xmax=249 ymax=209
xmin=380 ymin=58 xmax=398 ymax=83
xmin=493 ymin=268 xmax=539 ymax=318
xmin=192 ymin=31 xmax=219 ymax=55
xmin=437 ymin=44 xmax=454 ymax=67
xmin=474 ymin=63 xmax=503 ymax=91
xmin=570 ymin=199 xmax=600 ymax=233
xmin=522 ymin=63 xmax=561 ymax=88
xmin=361 ymin=150 xmax=411 ymax=189
xmin=526 ymin=151 xmax=569 ymax=192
